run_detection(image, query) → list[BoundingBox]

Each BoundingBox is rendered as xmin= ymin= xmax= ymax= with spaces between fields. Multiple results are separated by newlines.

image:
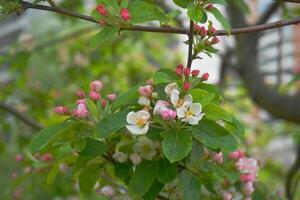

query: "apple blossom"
xmin=41 ymin=153 xmax=53 ymax=162
xmin=106 ymin=93 xmax=117 ymax=102
xmin=73 ymin=103 xmax=89 ymax=118
xmin=89 ymin=91 xmax=101 ymax=101
xmin=184 ymin=68 xmax=191 ymax=77
xmin=133 ymin=137 xmax=157 ymax=160
xmin=15 ymin=154 xmax=23 ymax=162
xmin=222 ymin=192 xmax=232 ymax=200
xmin=229 ymin=150 xmax=245 ymax=160
xmin=211 ymin=36 xmax=220 ymax=45
xmin=113 ymin=152 xmax=128 ymax=163
xmin=76 ymin=99 xmax=86 ymax=105
xmin=129 ymin=153 xmax=141 ymax=165
xmin=177 ymin=101 xmax=205 ymax=125
xmin=120 ymin=8 xmax=130 ymax=21
xmin=183 ymin=82 xmax=190 ymax=91
xmin=164 ymin=82 xmax=179 ymax=97
xmin=201 ymin=73 xmax=209 ymax=81
xmin=100 ymin=185 xmax=116 ymax=197
xmin=76 ymin=90 xmax=85 ymax=99
xmin=243 ymin=182 xmax=255 ymax=196
xmin=192 ymin=70 xmax=200 ymax=77
xmin=176 ymin=66 xmax=183 ymax=77
xmin=54 ymin=106 xmax=69 ymax=115
xmin=138 ymin=85 xmax=153 ymax=98
xmin=236 ymin=157 xmax=259 ymax=175
xmin=101 ymin=99 xmax=107 ymax=108
xmin=90 ymin=80 xmax=103 ymax=92
xmin=211 ymin=152 xmax=224 ymax=164
xmin=126 ymin=110 xmax=151 ymax=135
xmin=153 ymin=100 xmax=170 ymax=115
xmin=138 ymin=96 xmax=151 ymax=106
xmin=240 ymin=174 xmax=256 ymax=183
xmin=96 ymin=4 xmax=108 ymax=16
xmin=161 ymin=109 xmax=177 ymax=120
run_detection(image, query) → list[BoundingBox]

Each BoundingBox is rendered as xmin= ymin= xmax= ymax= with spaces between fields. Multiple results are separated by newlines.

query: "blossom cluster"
xmin=222 ymin=150 xmax=259 ymax=200
xmin=54 ymin=80 xmax=116 ymax=119
xmin=125 ymin=65 xmax=209 ymax=135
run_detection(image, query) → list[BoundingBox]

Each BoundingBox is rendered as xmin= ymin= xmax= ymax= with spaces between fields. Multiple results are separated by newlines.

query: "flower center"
xmin=186 ymin=110 xmax=194 ymax=117
xmin=136 ymin=117 xmax=147 ymax=127
xmin=176 ymin=99 xmax=185 ymax=108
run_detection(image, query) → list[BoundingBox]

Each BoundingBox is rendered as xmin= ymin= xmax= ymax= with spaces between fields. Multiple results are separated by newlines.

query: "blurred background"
xmin=0 ymin=0 xmax=300 ymax=199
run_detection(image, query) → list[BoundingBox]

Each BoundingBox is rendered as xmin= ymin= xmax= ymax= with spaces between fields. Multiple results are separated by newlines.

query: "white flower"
xmin=129 ymin=153 xmax=141 ymax=165
xmin=133 ymin=137 xmax=157 ymax=160
xmin=113 ymin=152 xmax=128 ymax=163
xmin=164 ymin=82 xmax=179 ymax=96
xmin=153 ymin=100 xmax=170 ymax=115
xmin=177 ymin=102 xmax=205 ymax=125
xmin=126 ymin=110 xmax=151 ymax=135
xmin=138 ymin=96 xmax=150 ymax=106
xmin=172 ymin=93 xmax=193 ymax=108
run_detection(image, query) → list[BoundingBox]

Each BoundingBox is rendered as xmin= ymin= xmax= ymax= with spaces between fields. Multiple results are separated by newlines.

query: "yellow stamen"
xmin=186 ymin=110 xmax=194 ymax=117
xmin=136 ymin=118 xmax=147 ymax=127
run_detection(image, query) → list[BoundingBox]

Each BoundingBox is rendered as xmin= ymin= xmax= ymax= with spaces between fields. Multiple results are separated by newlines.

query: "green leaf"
xmin=111 ymin=86 xmax=138 ymax=111
xmin=129 ymin=160 xmax=158 ymax=197
xmin=94 ymin=109 xmax=129 ymax=139
xmin=189 ymin=89 xmax=215 ymax=107
xmin=173 ymin=0 xmax=192 ymax=8
xmin=187 ymin=4 xmax=203 ymax=23
xmin=102 ymin=0 xmax=119 ymax=14
xmin=166 ymin=10 xmax=181 ymax=22
xmin=79 ymin=138 xmax=107 ymax=157
xmin=191 ymin=119 xmax=239 ymax=152
xmin=203 ymin=103 xmax=232 ymax=122
xmin=161 ymin=130 xmax=193 ymax=163
xmin=90 ymin=26 xmax=119 ymax=48
xmin=79 ymin=163 xmax=102 ymax=193
xmin=115 ymin=162 xmax=133 ymax=182
xmin=30 ymin=122 xmax=70 ymax=153
xmin=153 ymin=68 xmax=178 ymax=84
xmin=179 ymin=170 xmax=202 ymax=200
xmin=288 ymin=73 xmax=300 ymax=86
xmin=208 ymin=8 xmax=231 ymax=34
xmin=129 ymin=1 xmax=167 ymax=23
xmin=157 ymin=159 xmax=177 ymax=183
xmin=143 ymin=179 xmax=164 ymax=200
xmin=206 ymin=0 xmax=228 ymax=5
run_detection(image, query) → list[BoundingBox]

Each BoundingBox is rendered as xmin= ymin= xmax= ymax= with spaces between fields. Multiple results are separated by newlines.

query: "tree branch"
xmin=19 ymin=1 xmax=300 ymax=37
xmin=186 ymin=20 xmax=194 ymax=69
xmin=0 ymin=102 xmax=43 ymax=130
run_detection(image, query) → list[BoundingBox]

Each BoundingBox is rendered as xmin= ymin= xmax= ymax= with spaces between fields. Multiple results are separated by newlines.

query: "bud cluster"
xmin=95 ymin=3 xmax=131 ymax=25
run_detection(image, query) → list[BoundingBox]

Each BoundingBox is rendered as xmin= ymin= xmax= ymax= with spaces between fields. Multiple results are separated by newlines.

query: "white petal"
xmin=136 ymin=110 xmax=151 ymax=120
xmin=153 ymin=101 xmax=168 ymax=115
xmin=138 ymin=96 xmax=150 ymax=106
xmin=126 ymin=111 xmax=137 ymax=124
xmin=170 ymin=90 xmax=180 ymax=106
xmin=164 ymin=82 xmax=178 ymax=96
xmin=184 ymin=94 xmax=193 ymax=104
xmin=176 ymin=107 xmax=187 ymax=119
xmin=126 ymin=123 xmax=149 ymax=135
xmin=183 ymin=117 xmax=199 ymax=125
xmin=189 ymin=103 xmax=202 ymax=115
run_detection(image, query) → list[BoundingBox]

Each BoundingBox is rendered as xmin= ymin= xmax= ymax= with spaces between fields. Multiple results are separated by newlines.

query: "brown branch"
xmin=19 ymin=1 xmax=300 ymax=37
xmin=278 ymin=0 xmax=300 ymax=3
xmin=186 ymin=20 xmax=194 ymax=69
xmin=0 ymin=102 xmax=43 ymax=130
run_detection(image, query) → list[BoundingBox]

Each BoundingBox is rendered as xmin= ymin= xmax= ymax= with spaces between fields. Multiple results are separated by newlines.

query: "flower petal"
xmin=126 ymin=111 xmax=137 ymax=124
xmin=190 ymin=103 xmax=202 ymax=115
xmin=184 ymin=94 xmax=193 ymax=104
xmin=138 ymin=96 xmax=150 ymax=106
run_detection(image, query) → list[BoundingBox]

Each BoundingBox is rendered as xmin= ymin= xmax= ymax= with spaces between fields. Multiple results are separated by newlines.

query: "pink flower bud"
xmin=161 ymin=109 xmax=177 ymax=120
xmin=211 ymin=152 xmax=223 ymax=164
xmin=90 ymin=80 xmax=103 ymax=92
xmin=176 ymin=67 xmax=183 ymax=77
xmin=293 ymin=65 xmax=300 ymax=74
xmin=76 ymin=99 xmax=86 ymax=105
xmin=183 ymin=82 xmax=190 ymax=91
xmin=41 ymin=153 xmax=53 ymax=162
xmin=107 ymin=93 xmax=117 ymax=102
xmin=222 ymin=192 xmax=232 ymax=200
xmin=101 ymin=99 xmax=107 ymax=108
xmin=211 ymin=36 xmax=220 ymax=45
xmin=74 ymin=103 xmax=89 ymax=118
xmin=192 ymin=70 xmax=200 ymax=77
xmin=209 ymin=27 xmax=217 ymax=35
xmin=199 ymin=26 xmax=208 ymax=37
xmin=243 ymin=181 xmax=255 ymax=196
xmin=76 ymin=90 xmax=85 ymax=99
xmin=206 ymin=3 xmax=214 ymax=10
xmin=54 ymin=106 xmax=69 ymax=115
xmin=240 ymin=174 xmax=256 ymax=183
xmin=177 ymin=64 xmax=184 ymax=70
xmin=96 ymin=4 xmax=108 ymax=16
xmin=138 ymin=85 xmax=153 ymax=98
xmin=89 ymin=91 xmax=101 ymax=101
xmin=15 ymin=154 xmax=23 ymax=162
xmin=23 ymin=166 xmax=31 ymax=174
xmin=193 ymin=23 xmax=201 ymax=32
xmin=229 ymin=150 xmax=245 ymax=160
xmin=146 ymin=79 xmax=154 ymax=85
xmin=184 ymin=68 xmax=191 ymax=77
xmin=120 ymin=8 xmax=130 ymax=21
xmin=201 ymin=73 xmax=209 ymax=81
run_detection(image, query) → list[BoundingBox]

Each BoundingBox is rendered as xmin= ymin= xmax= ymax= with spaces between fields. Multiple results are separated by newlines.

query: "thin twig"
xmin=0 ymin=102 xmax=43 ymax=130
xmin=19 ymin=1 xmax=300 ymax=37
